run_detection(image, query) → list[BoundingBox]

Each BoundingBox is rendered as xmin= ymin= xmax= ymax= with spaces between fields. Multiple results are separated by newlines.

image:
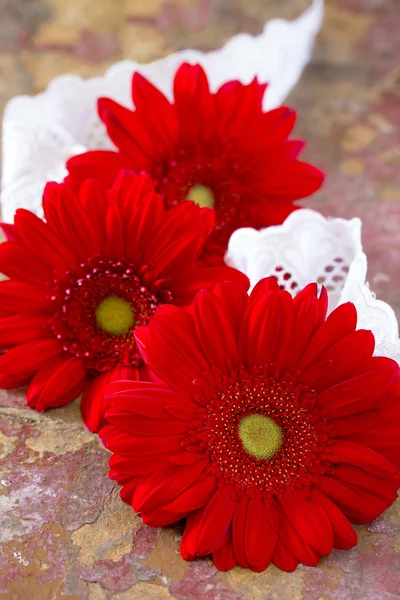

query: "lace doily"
xmin=340 ymin=253 xmax=400 ymax=365
xmin=225 ymin=209 xmax=400 ymax=364
xmin=0 ymin=0 xmax=323 ymax=222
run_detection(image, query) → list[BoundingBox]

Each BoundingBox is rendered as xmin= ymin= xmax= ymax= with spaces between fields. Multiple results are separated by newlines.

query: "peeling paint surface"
xmin=0 ymin=0 xmax=399 ymax=598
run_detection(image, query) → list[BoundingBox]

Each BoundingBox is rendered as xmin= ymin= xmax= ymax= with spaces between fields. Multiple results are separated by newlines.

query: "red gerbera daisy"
xmin=67 ymin=63 xmax=324 ymax=263
xmin=0 ymin=171 xmax=247 ymax=432
xmin=102 ymin=278 xmax=400 ymax=572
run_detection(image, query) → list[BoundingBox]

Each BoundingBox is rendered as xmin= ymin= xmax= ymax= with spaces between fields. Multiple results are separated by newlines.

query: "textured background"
xmin=0 ymin=0 xmax=399 ymax=599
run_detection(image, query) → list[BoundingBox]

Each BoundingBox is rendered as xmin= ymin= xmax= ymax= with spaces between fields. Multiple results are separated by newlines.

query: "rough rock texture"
xmin=0 ymin=0 xmax=399 ymax=598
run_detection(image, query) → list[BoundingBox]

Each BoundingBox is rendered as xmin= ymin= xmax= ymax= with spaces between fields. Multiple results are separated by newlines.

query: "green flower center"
xmin=95 ymin=296 xmax=135 ymax=336
xmin=186 ymin=184 xmax=215 ymax=209
xmin=238 ymin=414 xmax=283 ymax=460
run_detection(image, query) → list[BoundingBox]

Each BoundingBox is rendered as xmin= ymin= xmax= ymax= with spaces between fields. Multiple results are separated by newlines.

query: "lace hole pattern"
xmin=274 ymin=256 xmax=351 ymax=298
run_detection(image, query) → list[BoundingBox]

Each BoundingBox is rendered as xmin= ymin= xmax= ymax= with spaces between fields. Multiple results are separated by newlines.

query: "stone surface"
xmin=0 ymin=0 xmax=400 ymax=598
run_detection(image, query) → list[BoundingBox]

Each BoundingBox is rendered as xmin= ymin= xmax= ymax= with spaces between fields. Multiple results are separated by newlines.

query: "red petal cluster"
xmin=0 ymin=171 xmax=247 ymax=431
xmin=1 ymin=57 xmax=396 ymax=575
xmin=67 ymin=63 xmax=324 ymax=263
xmin=102 ymin=278 xmax=400 ymax=572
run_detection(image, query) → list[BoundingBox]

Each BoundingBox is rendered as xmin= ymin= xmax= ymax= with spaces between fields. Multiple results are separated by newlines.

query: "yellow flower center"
xmin=186 ymin=184 xmax=215 ymax=209
xmin=95 ymin=296 xmax=135 ymax=336
xmin=238 ymin=414 xmax=283 ymax=460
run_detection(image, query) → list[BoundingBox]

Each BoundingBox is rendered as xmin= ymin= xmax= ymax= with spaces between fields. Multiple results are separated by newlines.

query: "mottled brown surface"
xmin=0 ymin=1 xmax=399 ymax=598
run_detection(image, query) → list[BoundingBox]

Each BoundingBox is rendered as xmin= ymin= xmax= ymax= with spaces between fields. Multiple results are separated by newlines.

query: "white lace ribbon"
xmin=0 ymin=0 xmax=323 ymax=221
xmin=225 ymin=208 xmax=400 ymax=365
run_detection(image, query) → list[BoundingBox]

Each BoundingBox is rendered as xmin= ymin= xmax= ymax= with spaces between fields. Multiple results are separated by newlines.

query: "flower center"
xmin=156 ymin=146 xmax=247 ymax=258
xmin=186 ymin=184 xmax=215 ymax=209
xmin=49 ymin=256 xmax=173 ymax=372
xmin=238 ymin=414 xmax=282 ymax=460
xmin=190 ymin=365 xmax=329 ymax=498
xmin=95 ymin=296 xmax=135 ymax=335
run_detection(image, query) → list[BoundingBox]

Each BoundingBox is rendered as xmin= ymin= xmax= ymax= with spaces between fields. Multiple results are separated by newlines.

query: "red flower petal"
xmin=285 ymin=283 xmax=328 ymax=367
xmin=66 ymin=150 xmax=127 ymax=191
xmin=107 ymin=380 xmax=192 ymax=420
xmin=232 ymin=496 xmax=251 ymax=569
xmin=281 ymin=493 xmax=333 ymax=557
xmin=133 ymin=460 xmax=208 ymax=517
xmin=181 ymin=486 xmax=235 ymax=556
xmin=98 ymin=98 xmax=155 ymax=168
xmin=132 ymin=71 xmax=178 ymax=151
xmin=0 ymin=338 xmax=63 ymax=376
xmin=345 ymin=427 xmax=400 ymax=469
xmin=212 ymin=537 xmax=237 ymax=572
xmin=109 ymin=453 xmax=170 ymax=480
xmin=81 ymin=373 xmax=109 ymax=433
xmin=318 ymin=476 xmax=393 ymax=524
xmin=102 ymin=280 xmax=400 ymax=573
xmin=239 ymin=288 xmax=293 ymax=369
xmin=170 ymin=266 xmax=249 ymax=306
xmin=211 ymin=281 xmax=249 ymax=339
xmin=141 ymin=505 xmax=187 ymax=527
xmin=0 ymin=372 xmax=32 ymax=389
xmin=299 ymin=329 xmax=375 ymax=391
xmin=312 ymin=489 xmax=357 ymax=550
xmin=136 ymin=306 xmax=208 ymax=395
xmin=82 ymin=365 xmax=148 ymax=433
xmin=256 ymin=159 xmax=324 ymax=200
xmin=0 ymin=170 xmax=245 ymax=422
xmin=193 ymin=288 xmax=239 ymax=370
xmin=272 ymin=539 xmax=298 ymax=572
xmin=256 ymin=107 xmax=297 ymax=149
xmin=216 ymin=78 xmax=266 ymax=141
xmin=332 ymin=465 xmax=398 ymax=503
xmin=43 ymin=181 xmax=107 ymax=261
xmin=105 ymin=431 xmax=186 ymax=457
xmin=298 ymin=302 xmax=358 ymax=372
xmin=0 ymin=280 xmax=50 ymax=314
xmin=0 ymin=241 xmax=53 ymax=285
xmin=27 ymin=355 xmax=86 ymax=411
xmin=0 ymin=314 xmax=48 ymax=349
xmin=76 ymin=179 xmax=109 ymax=246
xmin=165 ymin=474 xmax=217 ymax=513
xmin=144 ymin=203 xmax=214 ymax=278
xmin=328 ymin=440 xmax=398 ymax=477
xmin=278 ymin=509 xmax=320 ymax=567
xmin=125 ymin=191 xmax=166 ymax=265
xmin=317 ymin=356 xmax=399 ymax=417
xmin=247 ymin=275 xmax=281 ymax=300
xmin=67 ymin=64 xmax=324 ymax=262
xmin=119 ymin=475 xmax=144 ymax=505
xmin=244 ymin=498 xmax=279 ymax=571
xmin=174 ymin=63 xmax=216 ymax=143
xmin=14 ymin=209 xmax=76 ymax=267
xmin=1 ymin=222 xmax=18 ymax=242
